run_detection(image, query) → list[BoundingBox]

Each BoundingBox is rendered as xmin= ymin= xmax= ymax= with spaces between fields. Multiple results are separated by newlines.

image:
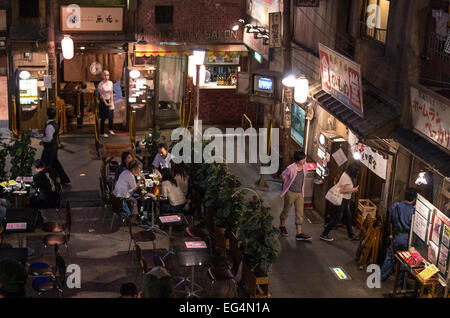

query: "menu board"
xmin=411 ymin=194 xmax=450 ymax=278
xmin=19 ymin=79 xmax=39 ymax=106
xmin=129 ymin=77 xmax=148 ymax=109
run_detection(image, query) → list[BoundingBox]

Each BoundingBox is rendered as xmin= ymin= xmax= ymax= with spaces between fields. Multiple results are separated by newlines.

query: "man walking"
xmin=40 ymin=108 xmax=70 ymax=184
xmin=380 ymin=188 xmax=417 ymax=282
xmin=279 ymin=151 xmax=311 ymax=241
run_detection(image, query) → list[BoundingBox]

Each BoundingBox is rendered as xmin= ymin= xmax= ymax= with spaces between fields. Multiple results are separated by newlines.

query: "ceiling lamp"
xmin=62 ymin=35 xmax=74 ymax=60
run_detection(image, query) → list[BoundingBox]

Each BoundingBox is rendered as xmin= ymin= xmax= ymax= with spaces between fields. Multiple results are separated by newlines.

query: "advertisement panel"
xmin=319 ymin=43 xmax=364 ymax=117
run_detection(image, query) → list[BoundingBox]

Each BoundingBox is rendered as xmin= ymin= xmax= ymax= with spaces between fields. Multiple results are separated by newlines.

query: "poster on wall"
xmin=438 ymin=244 xmax=449 ymax=274
xmin=413 ymin=213 xmax=429 ymax=243
xmin=291 ymin=102 xmax=306 ymax=147
xmin=416 ymin=198 xmax=431 ymax=220
xmin=356 ymin=143 xmax=387 ymax=180
xmin=410 ymin=83 xmax=450 ymax=151
xmin=428 ymin=241 xmax=439 ymax=265
xmin=442 ymin=224 xmax=450 ymax=248
xmin=319 ymin=43 xmax=364 ymax=117
xmin=246 ymin=0 xmax=280 ymax=26
xmin=60 ymin=6 xmax=124 ymax=32
xmin=430 ymin=209 xmax=450 ymax=245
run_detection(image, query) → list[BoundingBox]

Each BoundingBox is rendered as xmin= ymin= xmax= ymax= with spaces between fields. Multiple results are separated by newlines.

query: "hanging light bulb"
xmin=62 ymin=35 xmax=74 ymax=60
xmin=282 ymin=74 xmax=296 ymax=87
xmin=294 ymin=76 xmax=309 ymax=104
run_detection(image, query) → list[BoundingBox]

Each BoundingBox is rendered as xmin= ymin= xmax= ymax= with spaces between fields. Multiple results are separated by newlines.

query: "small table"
xmin=174 ymin=247 xmax=210 ymax=298
xmin=159 ymin=213 xmax=188 ymax=259
xmin=4 ymin=208 xmax=39 ymax=248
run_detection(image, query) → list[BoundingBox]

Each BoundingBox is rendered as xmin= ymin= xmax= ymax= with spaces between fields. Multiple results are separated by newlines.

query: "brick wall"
xmin=138 ymin=0 xmax=245 ymax=43
xmin=197 ymin=88 xmax=247 ymax=126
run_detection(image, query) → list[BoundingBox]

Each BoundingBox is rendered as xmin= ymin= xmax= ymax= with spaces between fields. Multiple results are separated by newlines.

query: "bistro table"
xmin=1 ymin=177 xmax=35 ymax=208
xmin=158 ymin=213 xmax=188 ymax=259
xmin=4 ymin=208 xmax=39 ymax=248
xmin=174 ymin=240 xmax=211 ymax=298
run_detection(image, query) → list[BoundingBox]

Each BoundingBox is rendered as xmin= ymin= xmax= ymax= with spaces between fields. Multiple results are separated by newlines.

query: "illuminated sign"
xmin=254 ymin=51 xmax=262 ymax=63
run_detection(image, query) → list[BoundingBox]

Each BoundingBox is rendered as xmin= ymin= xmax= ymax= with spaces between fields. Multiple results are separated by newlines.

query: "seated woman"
xmin=171 ymin=162 xmax=189 ymax=197
xmin=115 ymin=151 xmax=134 ymax=182
xmin=159 ymin=168 xmax=186 ymax=215
xmin=112 ymin=160 xmax=142 ymax=221
xmin=31 ymin=159 xmax=61 ymax=209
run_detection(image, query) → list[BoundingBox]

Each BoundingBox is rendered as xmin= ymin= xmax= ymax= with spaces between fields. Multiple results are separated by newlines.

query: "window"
xmin=155 ymin=6 xmax=173 ymax=24
xmin=19 ymin=0 xmax=40 ymax=18
xmin=360 ymin=0 xmax=390 ymax=43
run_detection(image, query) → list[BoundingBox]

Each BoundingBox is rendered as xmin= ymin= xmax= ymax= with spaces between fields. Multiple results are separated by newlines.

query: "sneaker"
xmin=348 ymin=234 xmax=359 ymax=241
xmin=109 ymin=130 xmax=115 ymax=135
xmin=102 ymin=133 xmax=109 ymax=138
xmin=296 ymin=233 xmax=312 ymax=241
xmin=320 ymin=234 xmax=334 ymax=242
xmin=279 ymin=226 xmax=288 ymax=237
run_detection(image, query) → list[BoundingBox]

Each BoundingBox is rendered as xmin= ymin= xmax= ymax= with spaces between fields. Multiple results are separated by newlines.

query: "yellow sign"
xmin=417 ymin=264 xmax=439 ymax=281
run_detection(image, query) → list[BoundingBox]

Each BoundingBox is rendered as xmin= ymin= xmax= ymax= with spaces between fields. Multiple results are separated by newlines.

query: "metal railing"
xmin=427 ymin=31 xmax=450 ymax=63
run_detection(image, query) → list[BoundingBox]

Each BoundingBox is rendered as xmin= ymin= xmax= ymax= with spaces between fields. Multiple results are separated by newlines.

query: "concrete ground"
xmin=2 ymin=128 xmax=397 ymax=298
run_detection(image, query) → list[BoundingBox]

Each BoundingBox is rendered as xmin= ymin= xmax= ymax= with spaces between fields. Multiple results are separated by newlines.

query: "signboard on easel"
xmin=410 ymin=194 xmax=450 ymax=296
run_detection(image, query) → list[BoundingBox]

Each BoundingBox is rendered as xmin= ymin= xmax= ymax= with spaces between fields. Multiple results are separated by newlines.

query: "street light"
xmin=62 ymin=35 xmax=74 ymax=60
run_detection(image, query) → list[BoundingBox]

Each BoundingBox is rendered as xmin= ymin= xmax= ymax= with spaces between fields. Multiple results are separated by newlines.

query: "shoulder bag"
xmin=325 ymin=176 xmax=344 ymax=206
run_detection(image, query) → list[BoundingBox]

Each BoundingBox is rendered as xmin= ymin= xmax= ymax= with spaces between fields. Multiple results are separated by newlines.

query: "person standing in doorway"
xmin=380 ymin=188 xmax=417 ymax=283
xmin=320 ymin=163 xmax=360 ymax=242
xmin=40 ymin=108 xmax=70 ymax=184
xmin=98 ymin=70 xmax=115 ymax=138
xmin=279 ymin=151 xmax=312 ymax=241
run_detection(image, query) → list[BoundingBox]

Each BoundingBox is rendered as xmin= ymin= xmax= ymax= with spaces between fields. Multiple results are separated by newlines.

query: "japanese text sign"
xmin=269 ymin=12 xmax=282 ymax=48
xmin=357 ymin=143 xmax=387 ymax=180
xmin=410 ymin=84 xmax=450 ymax=151
xmin=61 ymin=6 xmax=124 ymax=32
xmin=319 ymin=43 xmax=364 ymax=117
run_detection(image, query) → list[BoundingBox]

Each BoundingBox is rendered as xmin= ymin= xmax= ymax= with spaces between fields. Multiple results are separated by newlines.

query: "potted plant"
xmin=238 ymin=198 xmax=279 ymax=297
xmin=6 ymin=131 xmax=36 ymax=179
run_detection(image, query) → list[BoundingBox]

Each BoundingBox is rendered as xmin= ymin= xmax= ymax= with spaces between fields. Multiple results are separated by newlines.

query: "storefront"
xmin=133 ymin=43 xmax=249 ymax=127
xmin=391 ymin=83 xmax=450 ymax=217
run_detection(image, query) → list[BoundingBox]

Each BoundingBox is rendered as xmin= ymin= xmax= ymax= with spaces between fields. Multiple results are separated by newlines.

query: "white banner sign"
xmin=357 ymin=143 xmax=387 ymax=180
xmin=269 ymin=12 xmax=282 ymax=48
xmin=61 ymin=6 xmax=124 ymax=32
xmin=319 ymin=43 xmax=364 ymax=117
xmin=410 ymin=84 xmax=450 ymax=151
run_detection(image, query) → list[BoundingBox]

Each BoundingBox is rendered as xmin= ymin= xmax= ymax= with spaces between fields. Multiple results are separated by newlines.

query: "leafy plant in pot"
xmin=7 ymin=131 xmax=36 ymax=179
xmin=238 ymin=199 xmax=279 ymax=276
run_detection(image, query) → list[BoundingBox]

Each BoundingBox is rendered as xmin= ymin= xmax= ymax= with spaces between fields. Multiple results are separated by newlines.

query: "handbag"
xmin=325 ymin=179 xmax=343 ymax=206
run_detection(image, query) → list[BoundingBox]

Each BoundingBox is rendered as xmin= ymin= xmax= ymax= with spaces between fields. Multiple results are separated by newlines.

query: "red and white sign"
xmin=319 ymin=43 xmax=364 ymax=117
xmin=410 ymin=83 xmax=450 ymax=151
xmin=6 ymin=223 xmax=27 ymax=230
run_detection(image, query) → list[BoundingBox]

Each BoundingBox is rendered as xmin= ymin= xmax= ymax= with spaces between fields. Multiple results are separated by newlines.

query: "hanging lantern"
xmin=282 ymin=74 xmax=296 ymax=88
xmin=62 ymin=35 xmax=74 ymax=60
xmin=294 ymin=76 xmax=309 ymax=104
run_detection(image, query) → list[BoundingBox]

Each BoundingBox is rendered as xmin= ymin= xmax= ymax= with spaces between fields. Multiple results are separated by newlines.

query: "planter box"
xmin=242 ymin=261 xmax=270 ymax=298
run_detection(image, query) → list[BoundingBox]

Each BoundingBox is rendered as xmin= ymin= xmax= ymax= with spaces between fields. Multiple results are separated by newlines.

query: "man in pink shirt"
xmin=279 ymin=151 xmax=311 ymax=241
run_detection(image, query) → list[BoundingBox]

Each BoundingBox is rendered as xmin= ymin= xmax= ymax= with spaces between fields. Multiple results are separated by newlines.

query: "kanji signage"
xmin=357 ymin=143 xmax=388 ymax=180
xmin=319 ymin=43 xmax=364 ymax=117
xmin=60 ymin=6 xmax=124 ymax=32
xmin=269 ymin=12 xmax=282 ymax=48
xmin=410 ymin=83 xmax=450 ymax=151
xmin=295 ymin=0 xmax=320 ymax=7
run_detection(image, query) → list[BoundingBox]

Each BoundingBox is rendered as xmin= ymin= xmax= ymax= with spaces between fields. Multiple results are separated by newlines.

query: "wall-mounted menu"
xmin=19 ymin=79 xmax=39 ymax=108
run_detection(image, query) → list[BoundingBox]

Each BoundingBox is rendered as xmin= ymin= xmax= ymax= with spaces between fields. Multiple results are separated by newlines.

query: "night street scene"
xmin=0 ymin=0 xmax=449 ymax=309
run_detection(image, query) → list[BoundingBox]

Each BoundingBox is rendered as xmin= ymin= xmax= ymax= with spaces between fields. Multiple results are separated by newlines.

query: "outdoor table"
xmin=159 ymin=213 xmax=188 ymax=259
xmin=4 ymin=208 xmax=39 ymax=248
xmin=174 ymin=241 xmax=210 ymax=298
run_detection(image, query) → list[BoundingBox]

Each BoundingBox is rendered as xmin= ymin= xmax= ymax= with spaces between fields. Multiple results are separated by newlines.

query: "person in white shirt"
xmin=152 ymin=143 xmax=174 ymax=178
xmin=97 ymin=70 xmax=115 ymax=138
xmin=160 ymin=168 xmax=186 ymax=214
xmin=320 ymin=163 xmax=360 ymax=242
xmin=112 ymin=160 xmax=142 ymax=218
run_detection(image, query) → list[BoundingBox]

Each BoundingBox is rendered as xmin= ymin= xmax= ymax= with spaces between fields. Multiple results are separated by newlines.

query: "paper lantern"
xmin=62 ymin=35 xmax=74 ymax=60
xmin=294 ymin=76 xmax=309 ymax=104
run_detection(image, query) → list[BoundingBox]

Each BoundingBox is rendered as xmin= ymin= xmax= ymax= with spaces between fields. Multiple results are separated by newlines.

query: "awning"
xmin=392 ymin=128 xmax=450 ymax=178
xmin=135 ymin=44 xmax=248 ymax=57
xmin=311 ymin=82 xmax=401 ymax=139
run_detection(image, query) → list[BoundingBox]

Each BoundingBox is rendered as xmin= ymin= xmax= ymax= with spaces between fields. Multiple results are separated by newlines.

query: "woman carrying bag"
xmin=320 ymin=162 xmax=360 ymax=242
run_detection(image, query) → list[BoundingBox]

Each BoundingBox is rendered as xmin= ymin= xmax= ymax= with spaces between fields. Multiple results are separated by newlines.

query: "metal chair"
xmin=41 ymin=201 xmax=70 ymax=233
xmin=127 ymin=216 xmax=157 ymax=259
xmin=42 ymin=202 xmax=72 ymax=260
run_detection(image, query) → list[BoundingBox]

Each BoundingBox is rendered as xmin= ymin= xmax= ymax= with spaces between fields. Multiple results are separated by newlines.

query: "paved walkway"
xmin=2 ymin=130 xmax=397 ymax=297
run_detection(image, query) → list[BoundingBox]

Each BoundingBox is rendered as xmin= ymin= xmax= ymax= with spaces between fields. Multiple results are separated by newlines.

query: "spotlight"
xmin=415 ymin=172 xmax=428 ymax=185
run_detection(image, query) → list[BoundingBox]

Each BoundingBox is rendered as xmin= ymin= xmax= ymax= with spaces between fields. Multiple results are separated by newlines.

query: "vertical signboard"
xmin=410 ymin=83 xmax=450 ymax=152
xmin=319 ymin=43 xmax=364 ymax=117
xmin=269 ymin=12 xmax=282 ymax=48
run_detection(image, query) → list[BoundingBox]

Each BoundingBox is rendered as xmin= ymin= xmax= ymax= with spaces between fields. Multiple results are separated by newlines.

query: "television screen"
xmin=291 ymin=102 xmax=306 ymax=147
xmin=258 ymin=77 xmax=273 ymax=91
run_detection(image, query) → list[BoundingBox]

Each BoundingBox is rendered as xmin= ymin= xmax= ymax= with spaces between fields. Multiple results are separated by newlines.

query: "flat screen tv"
xmin=253 ymin=75 xmax=274 ymax=96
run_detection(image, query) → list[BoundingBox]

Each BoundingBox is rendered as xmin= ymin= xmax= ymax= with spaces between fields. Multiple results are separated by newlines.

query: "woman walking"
xmin=98 ymin=70 xmax=115 ymax=138
xmin=320 ymin=163 xmax=360 ymax=242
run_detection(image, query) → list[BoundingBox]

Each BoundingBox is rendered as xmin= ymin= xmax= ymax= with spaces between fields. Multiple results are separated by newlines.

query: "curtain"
xmin=158 ymin=56 xmax=186 ymax=103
